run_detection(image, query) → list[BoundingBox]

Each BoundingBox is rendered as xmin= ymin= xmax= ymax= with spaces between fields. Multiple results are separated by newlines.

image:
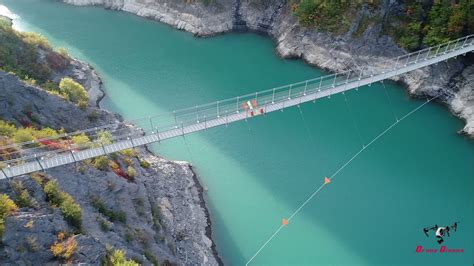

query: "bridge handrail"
xmin=1 ymin=34 xmax=473 ymax=165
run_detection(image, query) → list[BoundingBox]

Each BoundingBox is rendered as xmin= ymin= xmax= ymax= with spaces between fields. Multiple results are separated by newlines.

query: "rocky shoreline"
xmin=0 ymin=14 xmax=12 ymax=26
xmin=69 ymin=30 xmax=225 ymax=265
xmin=51 ymin=23 xmax=223 ymax=263
xmin=74 ymin=58 xmax=223 ymax=265
xmin=188 ymin=165 xmax=224 ymax=266
xmin=2 ymin=1 xmax=471 ymax=263
xmin=0 ymin=17 xmax=221 ymax=262
xmin=67 ymin=46 xmax=220 ymax=265
xmin=62 ymin=0 xmax=474 ymax=137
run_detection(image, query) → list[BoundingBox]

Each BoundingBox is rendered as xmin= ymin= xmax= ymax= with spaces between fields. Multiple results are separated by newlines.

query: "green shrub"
xmin=21 ymin=32 xmax=52 ymax=49
xmin=43 ymin=180 xmax=82 ymax=228
xmin=17 ymin=190 xmax=31 ymax=208
xmin=44 ymin=180 xmax=63 ymax=206
xmin=30 ymin=172 xmax=48 ymax=186
xmin=9 ymin=124 xmax=61 ymax=144
xmin=30 ymin=114 xmax=40 ymax=124
xmin=127 ymin=166 xmax=137 ymax=178
xmin=123 ymin=157 xmax=133 ymax=166
xmin=25 ymin=77 xmax=37 ymax=86
xmin=120 ymin=148 xmax=137 ymax=157
xmin=13 ymin=128 xmax=35 ymax=143
xmin=72 ymin=133 xmax=91 ymax=147
xmin=0 ymin=24 xmax=52 ymax=82
xmin=0 ymin=220 xmax=4 ymax=239
xmin=0 ymin=194 xmax=18 ymax=237
xmin=34 ymin=127 xmax=58 ymax=140
xmin=0 ymin=194 xmax=18 ymax=218
xmin=91 ymin=196 xmax=126 ymax=223
xmin=0 ymin=18 xmax=11 ymax=29
xmin=60 ymin=194 xmax=82 ymax=228
xmin=109 ymin=153 xmax=119 ymax=161
xmin=77 ymin=99 xmax=88 ymax=110
xmin=144 ymin=250 xmax=159 ymax=266
xmin=0 ymin=120 xmax=16 ymax=137
xmin=426 ymin=1 xmax=472 ymax=45
xmin=94 ymin=156 xmax=110 ymax=171
xmin=57 ymin=47 xmax=69 ymax=58
xmin=59 ymin=78 xmax=88 ymax=104
xmin=42 ymin=81 xmax=60 ymax=92
xmin=293 ymin=0 xmax=362 ymax=33
xmin=50 ymin=233 xmax=77 ymax=261
xmin=97 ymin=130 xmax=113 ymax=145
xmin=387 ymin=1 xmax=473 ymax=50
xmin=11 ymin=181 xmax=32 ymax=208
xmin=104 ymin=248 xmax=139 ymax=266
xmin=139 ymin=160 xmax=150 ymax=169
xmin=98 ymin=217 xmax=111 ymax=232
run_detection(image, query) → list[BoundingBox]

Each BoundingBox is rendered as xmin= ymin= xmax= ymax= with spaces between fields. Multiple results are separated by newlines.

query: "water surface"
xmin=2 ymin=1 xmax=473 ymax=265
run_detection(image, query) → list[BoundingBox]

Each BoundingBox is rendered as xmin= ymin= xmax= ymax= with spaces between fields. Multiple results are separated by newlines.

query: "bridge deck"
xmin=1 ymin=36 xmax=473 ymax=179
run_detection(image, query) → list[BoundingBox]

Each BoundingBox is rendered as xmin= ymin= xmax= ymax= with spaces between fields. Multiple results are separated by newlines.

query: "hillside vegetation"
xmin=388 ymin=0 xmax=473 ymax=50
xmin=291 ymin=0 xmax=380 ymax=34
xmin=0 ymin=21 xmax=88 ymax=107
xmin=291 ymin=0 xmax=473 ymax=50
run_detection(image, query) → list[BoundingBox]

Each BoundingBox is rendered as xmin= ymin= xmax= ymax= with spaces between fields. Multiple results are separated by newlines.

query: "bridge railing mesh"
xmin=1 ymin=34 xmax=473 ymax=171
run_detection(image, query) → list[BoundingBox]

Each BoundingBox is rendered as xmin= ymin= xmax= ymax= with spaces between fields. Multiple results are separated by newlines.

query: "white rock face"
xmin=63 ymin=0 xmax=474 ymax=136
xmin=450 ymin=65 xmax=474 ymax=137
xmin=63 ymin=0 xmax=105 ymax=6
xmin=64 ymin=0 xmax=234 ymax=35
xmin=0 ymin=53 xmax=219 ymax=264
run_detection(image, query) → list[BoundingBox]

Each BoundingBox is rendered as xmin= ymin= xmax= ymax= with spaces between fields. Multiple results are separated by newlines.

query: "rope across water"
xmin=245 ymin=96 xmax=438 ymax=265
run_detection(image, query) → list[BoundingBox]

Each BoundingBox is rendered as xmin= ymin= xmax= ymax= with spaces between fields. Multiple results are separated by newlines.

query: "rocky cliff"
xmin=0 ymin=63 xmax=219 ymax=264
xmin=63 ymin=0 xmax=474 ymax=137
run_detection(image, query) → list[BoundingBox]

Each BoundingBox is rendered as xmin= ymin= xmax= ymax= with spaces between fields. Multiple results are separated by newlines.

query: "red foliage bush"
xmin=19 ymin=118 xmax=32 ymax=128
xmin=45 ymin=51 xmax=69 ymax=71
xmin=110 ymin=160 xmax=134 ymax=182
xmin=38 ymin=139 xmax=71 ymax=151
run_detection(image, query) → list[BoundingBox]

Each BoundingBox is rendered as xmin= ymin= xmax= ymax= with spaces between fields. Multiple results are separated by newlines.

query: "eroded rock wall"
xmin=63 ymin=0 xmax=474 ymax=136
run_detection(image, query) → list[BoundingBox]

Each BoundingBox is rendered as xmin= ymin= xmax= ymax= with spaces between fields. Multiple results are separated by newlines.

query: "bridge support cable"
xmin=245 ymin=96 xmax=438 ymax=265
xmin=1 ymin=35 xmax=473 ymax=178
xmin=296 ymin=105 xmax=327 ymax=174
xmin=381 ymin=81 xmax=399 ymax=122
xmin=179 ymin=119 xmax=197 ymax=166
xmin=342 ymin=91 xmax=365 ymax=149
xmin=1 ymin=167 xmax=17 ymax=198
xmin=182 ymin=135 xmax=196 ymax=167
xmin=244 ymin=113 xmax=256 ymax=159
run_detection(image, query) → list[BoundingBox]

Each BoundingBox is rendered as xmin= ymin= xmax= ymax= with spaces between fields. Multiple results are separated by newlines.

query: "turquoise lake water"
xmin=2 ymin=0 xmax=473 ymax=265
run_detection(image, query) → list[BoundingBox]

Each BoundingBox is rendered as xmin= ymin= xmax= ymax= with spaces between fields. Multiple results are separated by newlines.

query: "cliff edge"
xmin=63 ymin=0 xmax=474 ymax=137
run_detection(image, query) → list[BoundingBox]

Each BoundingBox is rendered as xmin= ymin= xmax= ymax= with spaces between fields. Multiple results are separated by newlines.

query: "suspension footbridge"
xmin=1 ymin=35 xmax=473 ymax=179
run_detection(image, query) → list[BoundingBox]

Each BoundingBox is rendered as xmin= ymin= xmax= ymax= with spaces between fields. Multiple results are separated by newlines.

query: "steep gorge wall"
xmin=62 ymin=0 xmax=474 ymax=136
xmin=0 ymin=27 xmax=219 ymax=262
xmin=64 ymin=0 xmax=235 ymax=35
xmin=0 ymin=68 xmax=220 ymax=265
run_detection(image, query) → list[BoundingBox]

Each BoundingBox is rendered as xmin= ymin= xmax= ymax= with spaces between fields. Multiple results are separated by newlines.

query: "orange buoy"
xmin=282 ymin=218 xmax=289 ymax=226
xmin=324 ymin=177 xmax=331 ymax=184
